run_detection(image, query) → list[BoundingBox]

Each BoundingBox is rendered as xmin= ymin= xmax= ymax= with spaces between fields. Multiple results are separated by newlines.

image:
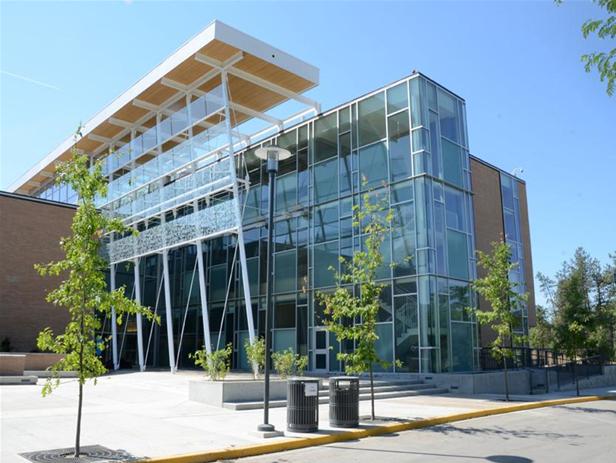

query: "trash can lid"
xmin=287 ymin=376 xmax=321 ymax=383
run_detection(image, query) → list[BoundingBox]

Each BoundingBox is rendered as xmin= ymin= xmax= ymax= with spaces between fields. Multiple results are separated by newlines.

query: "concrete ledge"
xmin=189 ymin=379 xmax=288 ymax=408
xmin=24 ymin=370 xmax=78 ymax=378
xmin=24 ymin=353 xmax=64 ymax=370
xmin=0 ymin=375 xmax=38 ymax=385
xmin=0 ymin=354 xmax=26 ymax=375
xmin=137 ymin=395 xmax=614 ymax=463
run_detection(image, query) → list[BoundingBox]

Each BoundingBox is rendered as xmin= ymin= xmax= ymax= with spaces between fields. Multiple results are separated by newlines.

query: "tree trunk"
xmin=75 ymin=381 xmax=83 ymax=457
xmin=75 ymin=298 xmax=85 ymax=458
xmin=369 ymin=363 xmax=375 ymax=421
xmin=574 ymin=358 xmax=580 ymax=397
xmin=503 ymin=351 xmax=510 ymax=401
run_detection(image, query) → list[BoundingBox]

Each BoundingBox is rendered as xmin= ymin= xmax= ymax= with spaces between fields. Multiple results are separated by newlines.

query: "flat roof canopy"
xmin=10 ymin=20 xmax=319 ymax=195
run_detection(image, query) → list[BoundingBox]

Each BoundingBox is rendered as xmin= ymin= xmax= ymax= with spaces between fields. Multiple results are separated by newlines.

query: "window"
xmin=313 ymin=241 xmax=338 ymax=287
xmin=387 ymin=83 xmax=408 ymax=114
xmin=409 ymin=78 xmax=424 ymax=128
xmin=388 ymin=111 xmax=411 ymax=182
xmin=429 ymin=111 xmax=441 ymax=178
xmin=445 ymin=187 xmax=465 ymax=231
xmin=275 ymin=172 xmax=297 ymax=213
xmin=358 ymin=92 xmax=386 ymax=146
xmin=274 ymin=250 xmax=296 ymax=293
xmin=438 ymin=89 xmax=459 ymax=142
xmin=314 ymin=203 xmax=339 ymax=243
xmin=500 ymin=173 xmax=515 ymax=210
xmin=359 ymin=142 xmax=388 ymax=190
xmin=314 ymin=113 xmax=338 ymax=162
xmin=274 ymin=295 xmax=296 ymax=328
xmin=447 ymin=230 xmax=468 ymax=280
xmin=449 ymin=280 xmax=470 ymax=321
xmin=442 ymin=139 xmax=463 ymax=187
xmin=313 ymin=158 xmax=338 ymax=203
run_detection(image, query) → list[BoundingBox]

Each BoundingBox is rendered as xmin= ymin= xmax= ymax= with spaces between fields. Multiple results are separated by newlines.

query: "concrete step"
xmin=223 ymin=385 xmax=449 ymax=411
xmin=318 ymin=383 xmax=438 ymax=395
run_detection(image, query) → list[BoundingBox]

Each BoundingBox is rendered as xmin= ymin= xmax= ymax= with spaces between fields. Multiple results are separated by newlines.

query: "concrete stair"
xmin=223 ymin=379 xmax=448 ymax=410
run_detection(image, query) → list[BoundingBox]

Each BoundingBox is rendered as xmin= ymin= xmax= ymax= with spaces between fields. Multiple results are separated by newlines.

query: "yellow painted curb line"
xmin=139 ymin=395 xmax=614 ymax=463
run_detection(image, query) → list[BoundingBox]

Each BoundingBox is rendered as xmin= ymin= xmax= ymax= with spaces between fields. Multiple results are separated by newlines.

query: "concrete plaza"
xmin=1 ymin=371 xmax=614 ymax=462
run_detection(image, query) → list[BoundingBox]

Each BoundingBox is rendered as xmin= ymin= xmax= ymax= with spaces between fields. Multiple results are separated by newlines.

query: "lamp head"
xmin=254 ymin=146 xmax=292 ymax=173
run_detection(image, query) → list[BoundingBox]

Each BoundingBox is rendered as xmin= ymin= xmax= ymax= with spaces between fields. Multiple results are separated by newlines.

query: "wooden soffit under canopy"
xmin=11 ymin=20 xmax=319 ymax=195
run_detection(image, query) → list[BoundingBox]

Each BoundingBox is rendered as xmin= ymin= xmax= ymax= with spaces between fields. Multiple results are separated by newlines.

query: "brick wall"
xmin=0 ymin=193 xmax=75 ymax=352
xmin=470 ymin=158 xmax=536 ymax=347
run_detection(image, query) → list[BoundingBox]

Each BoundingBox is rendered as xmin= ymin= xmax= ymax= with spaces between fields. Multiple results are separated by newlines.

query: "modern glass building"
xmin=9 ymin=21 xmax=534 ymax=374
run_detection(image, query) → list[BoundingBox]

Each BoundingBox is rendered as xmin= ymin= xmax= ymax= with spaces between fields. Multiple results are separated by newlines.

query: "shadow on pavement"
xmin=417 ymin=423 xmax=581 ymax=440
xmin=325 ymin=445 xmax=533 ymax=462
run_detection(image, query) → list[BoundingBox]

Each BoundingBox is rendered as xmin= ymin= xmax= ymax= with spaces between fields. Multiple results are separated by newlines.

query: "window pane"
xmin=358 ymin=92 xmax=386 ymax=146
xmin=359 ymin=142 xmax=388 ymax=190
xmin=409 ymin=78 xmax=424 ymax=128
xmin=274 ymin=251 xmax=297 ymax=294
xmin=314 ymin=203 xmax=339 ymax=243
xmin=388 ymin=111 xmax=411 ymax=182
xmin=274 ymin=295 xmax=296 ymax=328
xmin=442 ymin=138 xmax=463 ymax=187
xmin=445 ymin=186 xmax=465 ymax=231
xmin=314 ymin=112 xmax=338 ymax=162
xmin=500 ymin=173 xmax=515 ymax=210
xmin=387 ymin=83 xmax=408 ymax=114
xmin=313 ymin=241 xmax=338 ymax=288
xmin=451 ymin=322 xmax=473 ymax=371
xmin=449 ymin=280 xmax=470 ymax=321
xmin=275 ymin=172 xmax=297 ymax=213
xmin=313 ymin=158 xmax=338 ymax=203
xmin=429 ymin=111 xmax=441 ymax=178
xmin=447 ymin=230 xmax=468 ymax=280
xmin=395 ymin=294 xmax=418 ymax=372
xmin=438 ymin=89 xmax=459 ymax=142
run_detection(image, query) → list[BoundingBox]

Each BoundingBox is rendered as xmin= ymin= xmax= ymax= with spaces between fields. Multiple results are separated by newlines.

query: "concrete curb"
xmin=138 ymin=395 xmax=614 ymax=463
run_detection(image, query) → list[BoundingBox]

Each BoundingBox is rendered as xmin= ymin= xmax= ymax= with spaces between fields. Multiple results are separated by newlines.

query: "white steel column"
xmin=221 ymin=70 xmax=256 ymax=345
xmin=110 ymin=264 xmax=119 ymax=370
xmin=195 ymin=240 xmax=212 ymax=354
xmin=133 ymin=258 xmax=145 ymax=371
xmin=162 ymin=249 xmax=176 ymax=372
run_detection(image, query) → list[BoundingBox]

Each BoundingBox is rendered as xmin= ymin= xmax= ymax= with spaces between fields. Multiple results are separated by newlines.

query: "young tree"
xmin=471 ymin=241 xmax=527 ymax=401
xmin=36 ymin=138 xmax=157 ymax=457
xmin=317 ymin=192 xmax=394 ymax=420
xmin=529 ymin=305 xmax=555 ymax=350
xmin=552 ymin=248 xmax=597 ymax=395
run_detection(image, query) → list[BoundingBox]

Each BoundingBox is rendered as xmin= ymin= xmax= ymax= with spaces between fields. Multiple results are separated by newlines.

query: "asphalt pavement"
xmin=236 ymin=400 xmax=616 ymax=463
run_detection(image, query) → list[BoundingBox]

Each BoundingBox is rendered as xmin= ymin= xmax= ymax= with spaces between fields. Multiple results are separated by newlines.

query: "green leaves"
xmin=579 ymin=0 xmax=616 ymax=95
xmin=317 ymin=191 xmax=394 ymax=375
xmin=36 ymin=135 xmax=158 ymax=395
xmin=244 ymin=336 xmax=266 ymax=379
xmin=470 ymin=241 xmax=527 ymax=361
xmin=190 ymin=344 xmax=232 ymax=381
xmin=271 ymin=348 xmax=308 ymax=379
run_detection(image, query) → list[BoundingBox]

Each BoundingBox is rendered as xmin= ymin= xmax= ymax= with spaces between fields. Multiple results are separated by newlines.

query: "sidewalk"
xmin=1 ymin=371 xmax=614 ymax=462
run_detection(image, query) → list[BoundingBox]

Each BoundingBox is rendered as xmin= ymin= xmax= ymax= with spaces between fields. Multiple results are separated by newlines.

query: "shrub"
xmin=190 ymin=343 xmax=232 ymax=381
xmin=244 ymin=336 xmax=265 ymax=379
xmin=272 ymin=348 xmax=309 ymax=379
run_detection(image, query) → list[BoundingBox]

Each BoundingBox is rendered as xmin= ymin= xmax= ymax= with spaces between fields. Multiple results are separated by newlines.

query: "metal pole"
xmin=220 ymin=70 xmax=257 ymax=346
xmin=133 ymin=258 xmax=145 ymax=371
xmin=258 ymin=158 xmax=277 ymax=432
xmin=162 ymin=249 xmax=176 ymax=372
xmin=196 ymin=240 xmax=212 ymax=355
xmin=110 ymin=263 xmax=119 ymax=370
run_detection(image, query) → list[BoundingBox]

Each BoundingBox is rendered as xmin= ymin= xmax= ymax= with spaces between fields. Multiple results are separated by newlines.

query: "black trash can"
xmin=329 ymin=376 xmax=359 ymax=428
xmin=287 ymin=377 xmax=320 ymax=432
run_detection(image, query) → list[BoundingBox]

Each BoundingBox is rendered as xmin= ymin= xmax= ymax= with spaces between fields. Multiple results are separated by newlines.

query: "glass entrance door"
xmin=313 ymin=327 xmax=329 ymax=371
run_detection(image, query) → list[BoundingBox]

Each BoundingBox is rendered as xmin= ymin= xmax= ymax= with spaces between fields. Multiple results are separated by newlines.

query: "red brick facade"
xmin=0 ymin=193 xmax=74 ymax=352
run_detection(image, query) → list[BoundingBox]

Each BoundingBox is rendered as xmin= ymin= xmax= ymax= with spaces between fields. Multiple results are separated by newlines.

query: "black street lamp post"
xmin=254 ymin=146 xmax=292 ymax=434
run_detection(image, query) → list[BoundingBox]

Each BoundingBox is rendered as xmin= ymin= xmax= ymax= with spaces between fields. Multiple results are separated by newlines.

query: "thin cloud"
xmin=1 ymin=70 xmax=61 ymax=91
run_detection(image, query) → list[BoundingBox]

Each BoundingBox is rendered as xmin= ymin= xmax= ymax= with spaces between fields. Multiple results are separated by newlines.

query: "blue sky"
xmin=1 ymin=1 xmax=614 ymax=299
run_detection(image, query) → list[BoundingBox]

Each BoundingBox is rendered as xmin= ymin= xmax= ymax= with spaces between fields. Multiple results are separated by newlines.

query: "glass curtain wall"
xmin=103 ymin=74 xmax=480 ymax=373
